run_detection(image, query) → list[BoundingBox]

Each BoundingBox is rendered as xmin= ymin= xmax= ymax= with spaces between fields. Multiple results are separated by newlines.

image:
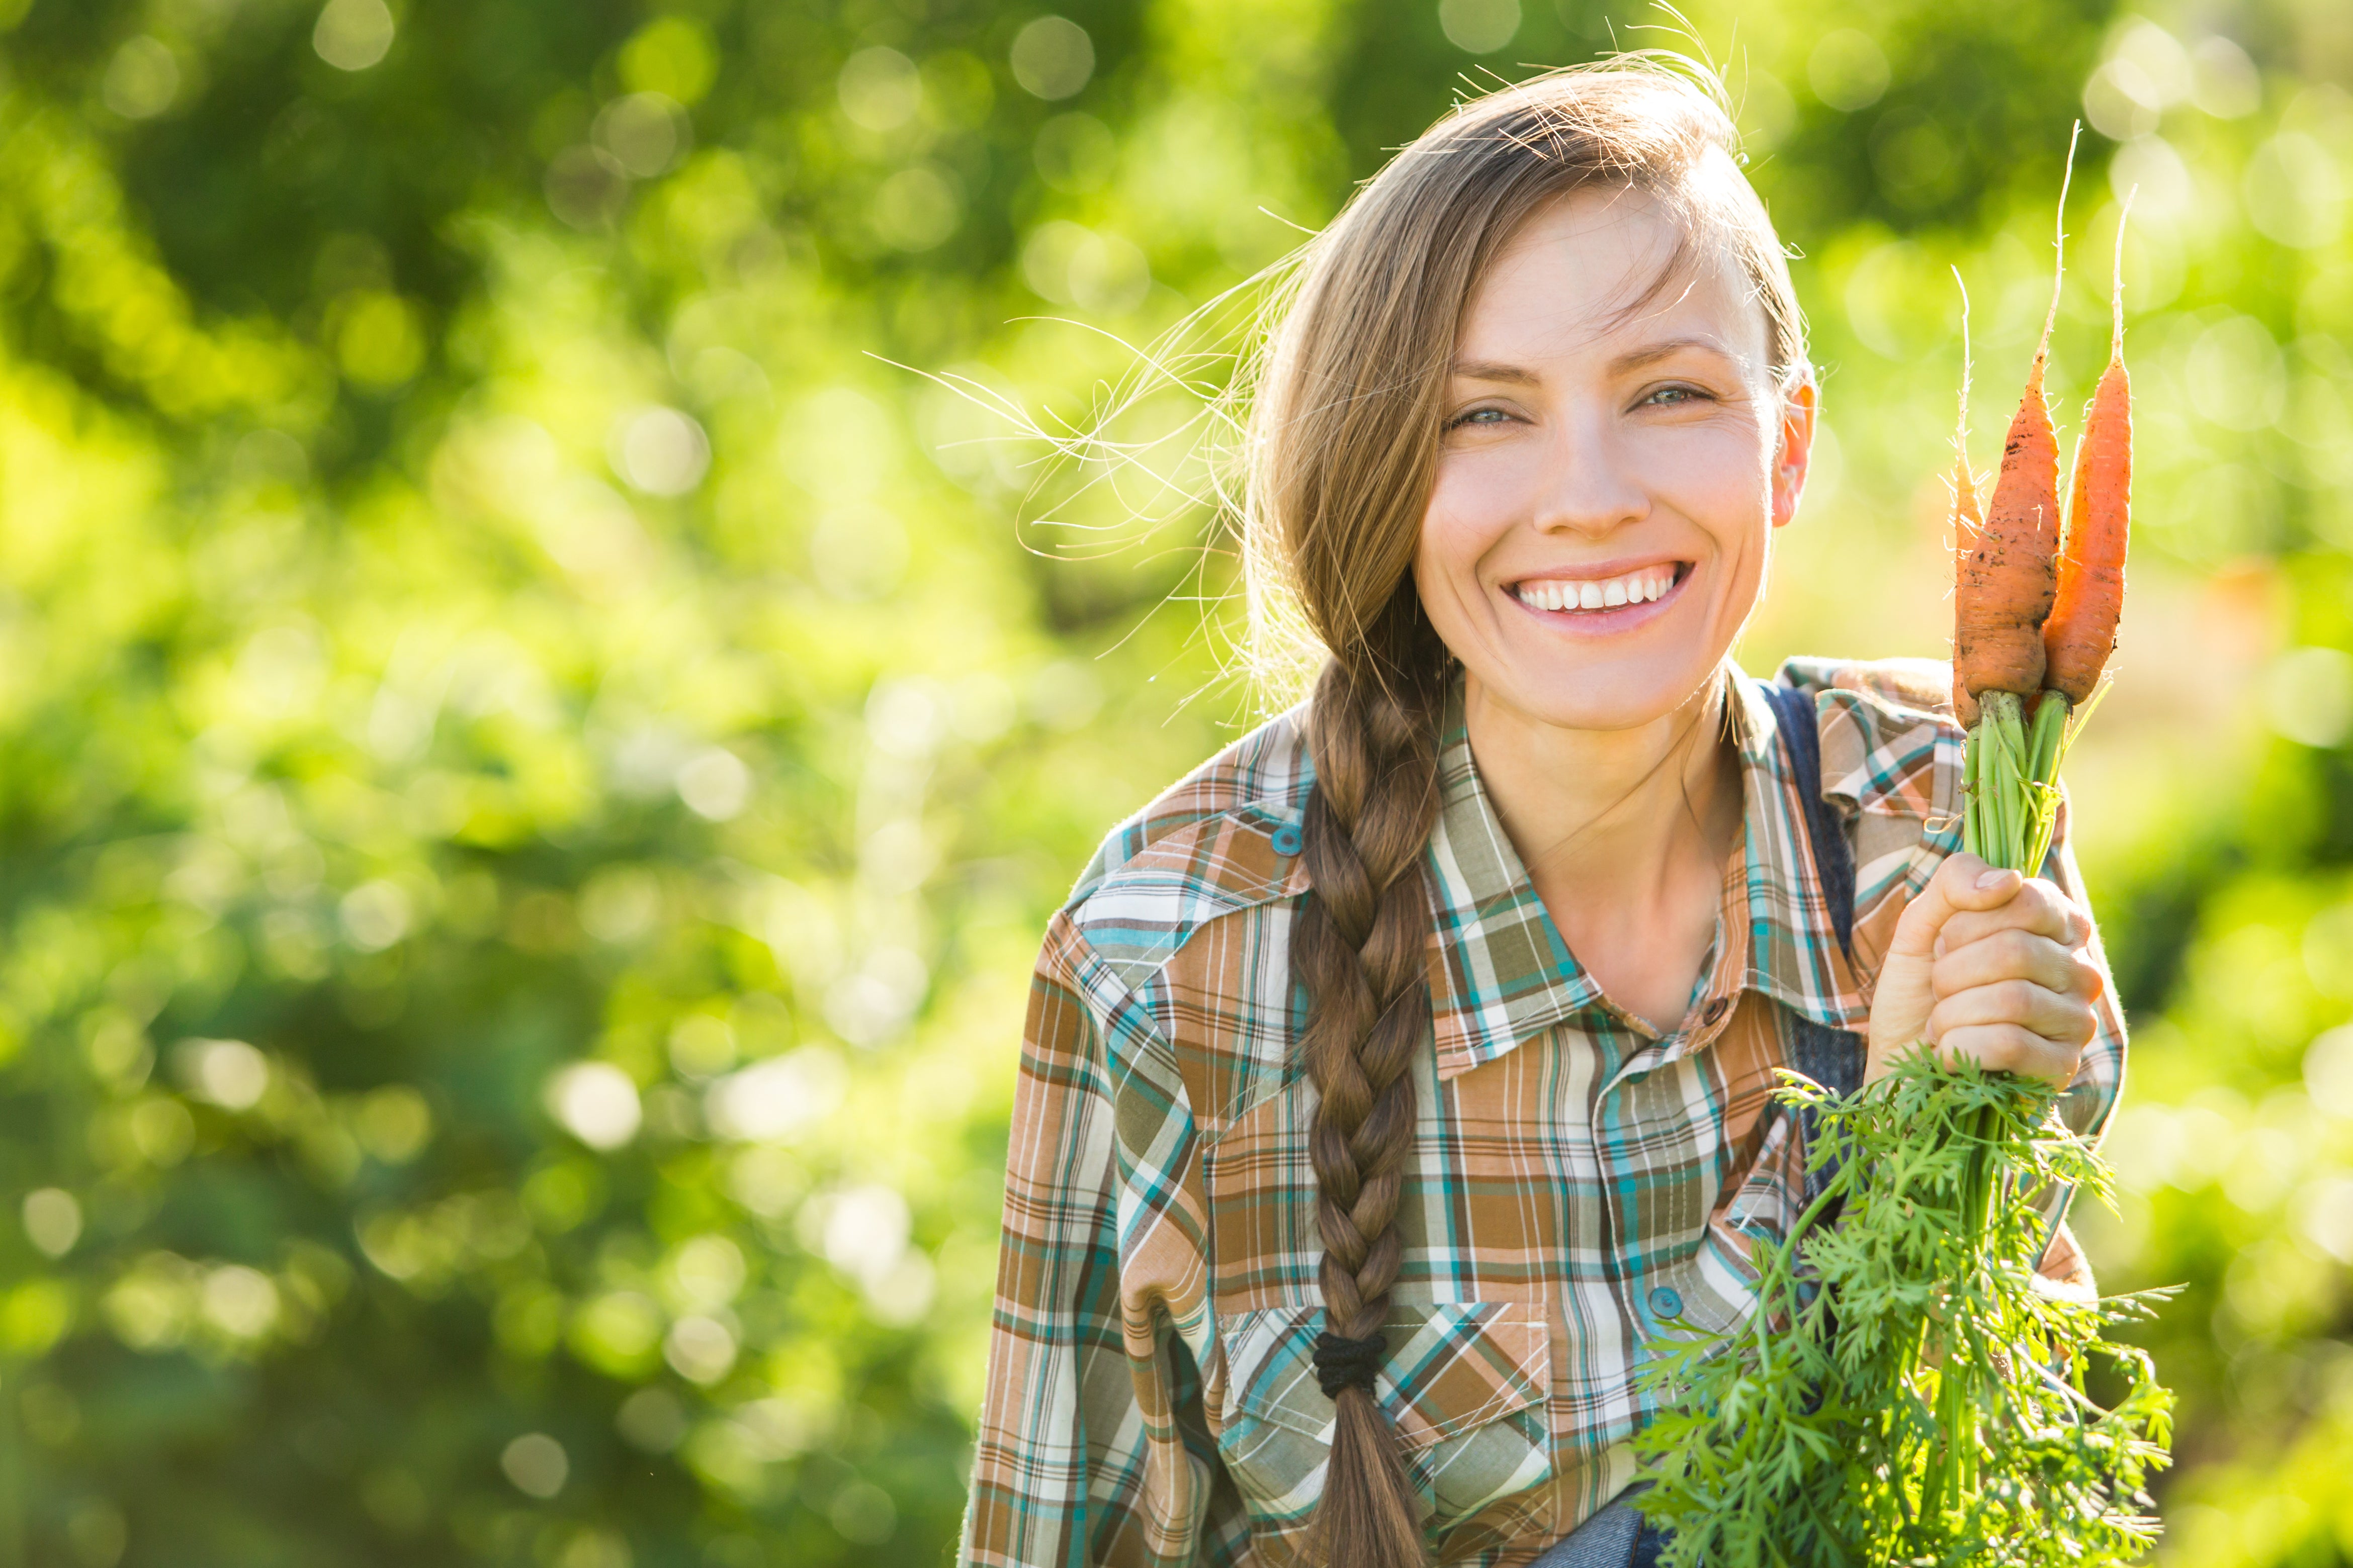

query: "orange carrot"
xmin=1948 ymin=272 xmax=1985 ymax=729
xmin=1951 ymin=457 xmax=1986 ymax=727
xmin=1955 ymin=131 xmax=2076 ymax=707
xmin=2043 ymin=198 xmax=2133 ymax=704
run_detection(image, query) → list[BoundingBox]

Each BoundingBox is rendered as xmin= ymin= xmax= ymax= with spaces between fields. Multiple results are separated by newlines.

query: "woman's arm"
xmin=961 ymin=913 xmax=1241 ymax=1568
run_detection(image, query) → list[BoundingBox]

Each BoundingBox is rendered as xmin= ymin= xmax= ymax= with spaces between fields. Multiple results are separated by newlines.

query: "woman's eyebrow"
xmin=1609 ymin=335 xmax=1735 ymax=373
xmin=1448 ymin=358 xmax=1542 ymax=386
xmin=1451 ymin=337 xmax=1740 ymax=386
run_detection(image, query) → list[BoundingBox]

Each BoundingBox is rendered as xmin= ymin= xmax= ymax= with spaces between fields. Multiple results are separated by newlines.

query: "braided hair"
xmin=1241 ymin=59 xmax=1807 ymax=1567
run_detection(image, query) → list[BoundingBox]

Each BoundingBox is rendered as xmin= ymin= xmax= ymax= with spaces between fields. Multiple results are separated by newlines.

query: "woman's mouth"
xmin=1509 ymin=561 xmax=1689 ymax=623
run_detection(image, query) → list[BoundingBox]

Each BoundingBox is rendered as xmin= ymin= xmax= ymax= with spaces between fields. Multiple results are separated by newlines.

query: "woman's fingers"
xmin=1930 ymin=1022 xmax=2083 ymax=1085
xmin=1866 ymin=854 xmax=2104 ymax=1089
xmin=1928 ymin=976 xmax=2098 ymax=1047
xmin=1931 ymin=928 xmax=2104 ymax=1003
xmin=1888 ymin=853 xmax=2025 ymax=960
xmin=1936 ymin=876 xmax=2089 ymax=954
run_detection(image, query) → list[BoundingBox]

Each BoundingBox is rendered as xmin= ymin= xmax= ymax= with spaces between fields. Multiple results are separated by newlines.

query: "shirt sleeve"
xmin=2042 ymin=787 xmax=2126 ymax=1147
xmin=2017 ymin=789 xmax=2126 ymax=1300
xmin=960 ymin=912 xmax=1243 ymax=1568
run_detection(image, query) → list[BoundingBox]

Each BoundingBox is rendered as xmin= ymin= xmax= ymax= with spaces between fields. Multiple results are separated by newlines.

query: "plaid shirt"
xmin=961 ymin=658 xmax=2127 ymax=1568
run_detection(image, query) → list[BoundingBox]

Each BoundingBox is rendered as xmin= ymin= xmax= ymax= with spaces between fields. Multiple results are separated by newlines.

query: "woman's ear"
xmin=1771 ymin=375 xmax=1818 ymax=529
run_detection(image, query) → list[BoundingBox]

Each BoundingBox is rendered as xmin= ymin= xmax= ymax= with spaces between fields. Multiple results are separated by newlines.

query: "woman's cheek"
xmin=1635 ymin=426 xmax=1763 ymax=527
xmin=1421 ymin=459 xmax=1520 ymax=584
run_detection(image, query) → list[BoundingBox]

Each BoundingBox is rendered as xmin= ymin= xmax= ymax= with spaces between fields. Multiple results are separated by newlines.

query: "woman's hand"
xmin=1864 ymin=852 xmax=2106 ymax=1086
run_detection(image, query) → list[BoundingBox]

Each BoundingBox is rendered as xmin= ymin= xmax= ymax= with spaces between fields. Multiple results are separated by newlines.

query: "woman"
xmin=961 ymin=61 xmax=2121 ymax=1568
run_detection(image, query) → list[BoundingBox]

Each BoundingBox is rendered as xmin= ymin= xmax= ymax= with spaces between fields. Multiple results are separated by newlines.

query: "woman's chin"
xmin=1468 ymin=656 xmax=1721 ymax=735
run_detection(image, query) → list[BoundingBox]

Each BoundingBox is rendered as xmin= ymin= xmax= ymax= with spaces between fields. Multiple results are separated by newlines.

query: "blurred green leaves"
xmin=0 ymin=0 xmax=2346 ymax=1565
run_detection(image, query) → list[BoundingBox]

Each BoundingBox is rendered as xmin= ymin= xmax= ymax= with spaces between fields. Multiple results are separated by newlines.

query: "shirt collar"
xmin=1422 ymin=664 xmax=1865 ymax=1082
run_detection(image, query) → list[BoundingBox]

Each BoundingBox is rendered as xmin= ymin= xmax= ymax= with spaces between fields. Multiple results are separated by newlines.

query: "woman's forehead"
xmin=1461 ymin=187 xmax=1768 ymax=370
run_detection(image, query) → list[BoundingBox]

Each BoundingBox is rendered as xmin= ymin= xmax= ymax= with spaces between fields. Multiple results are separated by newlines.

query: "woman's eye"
xmin=1448 ymin=407 xmax=1511 ymax=429
xmin=1644 ymin=385 xmax=1709 ymax=407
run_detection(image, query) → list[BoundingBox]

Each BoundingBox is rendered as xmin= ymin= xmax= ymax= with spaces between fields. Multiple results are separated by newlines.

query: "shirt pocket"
xmin=1643 ymin=1109 xmax=1802 ymax=1343
xmin=1214 ymin=1300 xmax=1554 ymax=1536
xmin=1643 ymin=1226 xmax=1767 ymax=1343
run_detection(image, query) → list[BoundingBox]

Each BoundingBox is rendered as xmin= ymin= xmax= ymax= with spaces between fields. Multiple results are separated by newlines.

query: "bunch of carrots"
xmin=1949 ymin=137 xmax=2132 ymax=873
xmin=1930 ymin=132 xmax=2145 ymax=1538
xmin=1633 ymin=141 xmax=2176 ymax=1565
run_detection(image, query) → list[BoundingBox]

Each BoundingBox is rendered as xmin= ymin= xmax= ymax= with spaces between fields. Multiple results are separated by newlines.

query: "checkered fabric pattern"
xmin=960 ymin=658 xmax=2128 ymax=1568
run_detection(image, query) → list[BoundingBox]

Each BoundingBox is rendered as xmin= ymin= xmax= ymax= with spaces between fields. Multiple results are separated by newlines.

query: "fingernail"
xmin=1976 ymin=870 xmax=2010 ymax=890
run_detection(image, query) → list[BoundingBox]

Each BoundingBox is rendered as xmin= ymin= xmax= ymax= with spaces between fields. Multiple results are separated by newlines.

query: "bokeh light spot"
xmin=2108 ymin=134 xmax=2195 ymax=220
xmin=809 ymin=509 xmax=909 ymax=599
xmin=340 ymin=880 xmax=414 ymax=951
xmin=177 ymin=1038 xmax=270 ymax=1111
xmin=22 ymin=1189 xmax=82 ymax=1258
xmin=1438 ymin=0 xmax=1520 ymax=54
xmin=705 ymin=1047 xmax=847 ymax=1142
xmin=1034 ymin=112 xmax=1116 ymax=193
xmin=545 ymin=1063 xmax=643 ymax=1150
xmin=839 ymin=48 xmax=923 ymax=132
xmin=500 ymin=1432 xmax=569 ymax=1499
xmin=1808 ymin=30 xmax=1889 ymax=113
xmin=65 ymin=1502 xmax=125 ymax=1568
xmin=667 ymin=1015 xmax=737 ymax=1079
xmin=2243 ymin=132 xmax=2345 ymax=248
xmin=592 ymin=93 xmax=690 ymax=178
xmin=830 ymin=1481 xmax=899 ymax=1544
xmin=617 ymin=1387 xmax=687 ymax=1452
xmin=2306 ymin=1026 xmax=2353 ymax=1115
xmin=873 ymin=166 xmax=964 ymax=251
xmin=356 ymin=1086 xmax=434 ymax=1163
xmin=618 ymin=16 xmax=716 ymax=107
xmin=2261 ymin=647 xmax=2353 ymax=748
xmin=2190 ymin=35 xmax=2261 ymax=118
xmin=1010 ymin=17 xmax=1094 ymax=101
xmin=663 ymin=1314 xmax=737 ymax=1383
xmin=331 ymin=292 xmax=425 ymax=388
xmin=2189 ymin=315 xmax=2287 ymax=431
xmin=312 ymin=0 xmax=395 ymax=71
xmin=546 ymin=146 xmax=629 ymax=230
xmin=612 ymin=406 xmax=710 ymax=495
xmin=202 ymin=1265 xmax=281 ymax=1339
xmin=102 ymin=37 xmax=179 ymax=119
xmin=674 ymin=747 xmax=750 ymax=820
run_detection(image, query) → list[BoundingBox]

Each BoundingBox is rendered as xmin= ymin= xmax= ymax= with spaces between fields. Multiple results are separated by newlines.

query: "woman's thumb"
xmin=1888 ymin=852 xmax=2018 ymax=959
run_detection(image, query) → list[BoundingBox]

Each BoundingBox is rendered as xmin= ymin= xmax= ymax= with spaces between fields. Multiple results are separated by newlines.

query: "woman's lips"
xmin=1507 ymin=561 xmax=1692 ymax=631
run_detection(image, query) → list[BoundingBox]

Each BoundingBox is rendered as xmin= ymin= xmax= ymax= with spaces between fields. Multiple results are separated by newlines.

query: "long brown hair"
xmin=1244 ymin=60 xmax=1807 ymax=1568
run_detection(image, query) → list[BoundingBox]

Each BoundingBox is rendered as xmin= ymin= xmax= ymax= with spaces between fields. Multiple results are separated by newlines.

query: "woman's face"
xmin=1414 ymin=186 xmax=1815 ymax=733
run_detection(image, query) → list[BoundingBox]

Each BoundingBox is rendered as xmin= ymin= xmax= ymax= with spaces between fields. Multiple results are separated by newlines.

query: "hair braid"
xmin=1234 ymin=59 xmax=1805 ymax=1568
xmin=1296 ymin=598 xmax=1447 ymax=1568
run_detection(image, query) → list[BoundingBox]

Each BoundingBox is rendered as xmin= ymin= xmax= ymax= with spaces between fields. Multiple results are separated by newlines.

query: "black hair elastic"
xmin=1312 ymin=1329 xmax=1389 ymax=1399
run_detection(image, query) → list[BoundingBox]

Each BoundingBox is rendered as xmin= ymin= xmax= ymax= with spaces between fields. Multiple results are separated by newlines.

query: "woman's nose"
xmin=1528 ymin=410 xmax=1649 ymax=538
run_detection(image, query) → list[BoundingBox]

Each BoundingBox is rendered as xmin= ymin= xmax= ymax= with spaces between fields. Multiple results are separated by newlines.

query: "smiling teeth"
xmin=1516 ymin=566 xmax=1677 ymax=612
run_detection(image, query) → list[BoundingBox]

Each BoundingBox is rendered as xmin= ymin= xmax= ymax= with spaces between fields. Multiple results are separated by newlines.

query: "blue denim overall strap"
xmin=1756 ymin=680 xmax=1868 ymax=1213
xmin=1755 ymin=679 xmax=1855 ymax=959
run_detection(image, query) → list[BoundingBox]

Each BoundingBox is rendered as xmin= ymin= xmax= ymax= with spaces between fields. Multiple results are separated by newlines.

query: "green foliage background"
xmin=0 ymin=0 xmax=2346 ymax=1564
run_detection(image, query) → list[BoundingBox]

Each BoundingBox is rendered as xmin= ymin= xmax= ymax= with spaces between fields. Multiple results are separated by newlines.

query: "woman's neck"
xmin=1462 ymin=664 xmax=1747 ymax=1033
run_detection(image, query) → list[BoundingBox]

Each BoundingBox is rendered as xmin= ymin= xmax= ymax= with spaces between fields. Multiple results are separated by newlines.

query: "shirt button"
xmin=1270 ymin=824 xmax=1303 ymax=856
xmin=1701 ymin=997 xmax=1729 ymax=1025
xmin=1648 ymin=1286 xmax=1684 ymax=1319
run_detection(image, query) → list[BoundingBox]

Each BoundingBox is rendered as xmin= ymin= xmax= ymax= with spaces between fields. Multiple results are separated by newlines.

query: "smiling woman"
xmin=962 ymin=57 xmax=2123 ymax=1568
xmin=1409 ymin=185 xmax=1823 ymax=1035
